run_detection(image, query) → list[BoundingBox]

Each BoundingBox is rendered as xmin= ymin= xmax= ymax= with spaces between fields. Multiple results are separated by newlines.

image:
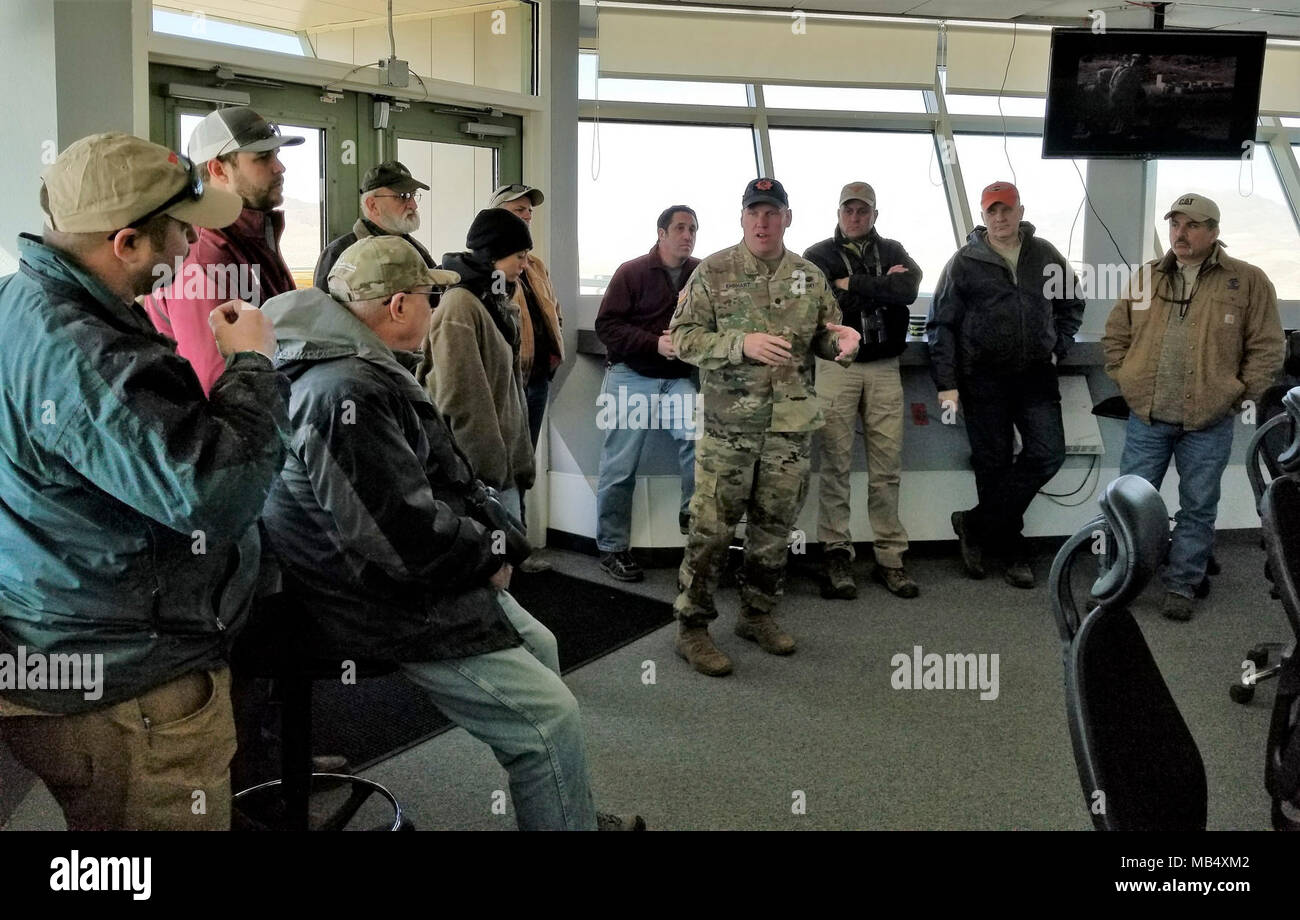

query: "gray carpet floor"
xmin=5 ymin=530 xmax=1288 ymax=831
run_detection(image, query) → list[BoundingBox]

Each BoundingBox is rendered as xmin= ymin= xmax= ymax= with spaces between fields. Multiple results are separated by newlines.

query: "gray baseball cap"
xmin=488 ymin=184 xmax=544 ymax=208
xmin=188 ymin=107 xmax=304 ymax=163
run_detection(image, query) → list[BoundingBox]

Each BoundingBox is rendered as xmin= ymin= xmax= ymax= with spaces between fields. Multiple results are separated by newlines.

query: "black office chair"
xmin=231 ymin=591 xmax=412 ymax=831
xmin=1230 ymin=385 xmax=1300 ymax=703
xmin=1050 ymin=474 xmax=1208 ymax=830
xmin=1258 ymin=473 xmax=1300 ymax=829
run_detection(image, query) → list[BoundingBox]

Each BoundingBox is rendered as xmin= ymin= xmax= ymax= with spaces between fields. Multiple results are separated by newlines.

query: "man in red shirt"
xmin=145 ymin=107 xmax=303 ymax=394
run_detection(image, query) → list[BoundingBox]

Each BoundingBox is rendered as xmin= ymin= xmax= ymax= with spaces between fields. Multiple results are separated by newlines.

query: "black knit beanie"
xmin=465 ymin=208 xmax=533 ymax=262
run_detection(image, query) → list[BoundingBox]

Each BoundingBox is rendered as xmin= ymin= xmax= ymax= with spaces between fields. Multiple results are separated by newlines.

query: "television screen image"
xmin=1043 ymin=30 xmax=1266 ymax=159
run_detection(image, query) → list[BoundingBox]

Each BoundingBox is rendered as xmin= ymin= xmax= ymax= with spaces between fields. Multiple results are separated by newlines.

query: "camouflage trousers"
xmin=675 ymin=428 xmax=813 ymax=626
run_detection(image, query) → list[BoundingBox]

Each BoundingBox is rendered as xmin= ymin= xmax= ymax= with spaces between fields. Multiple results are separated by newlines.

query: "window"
xmin=1154 ymin=152 xmax=1300 ymax=299
xmin=768 ymin=129 xmax=956 ymax=292
xmin=945 ymin=94 xmax=1046 ymax=118
xmin=578 ymin=122 xmax=758 ymax=293
xmin=762 ymin=85 xmax=926 ymax=113
xmin=954 ymin=134 xmax=1090 ymax=267
xmin=578 ymin=53 xmax=748 ymax=106
xmin=395 ymin=139 xmax=496 ymax=267
xmin=153 ymin=6 xmax=305 ymax=55
xmin=179 ymin=114 xmax=324 ymax=275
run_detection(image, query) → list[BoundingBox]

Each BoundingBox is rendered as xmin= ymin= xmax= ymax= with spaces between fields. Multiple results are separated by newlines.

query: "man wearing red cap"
xmin=928 ymin=181 xmax=1084 ymax=588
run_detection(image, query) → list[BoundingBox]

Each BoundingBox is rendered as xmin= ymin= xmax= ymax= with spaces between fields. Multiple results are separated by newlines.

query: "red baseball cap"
xmin=980 ymin=181 xmax=1020 ymax=211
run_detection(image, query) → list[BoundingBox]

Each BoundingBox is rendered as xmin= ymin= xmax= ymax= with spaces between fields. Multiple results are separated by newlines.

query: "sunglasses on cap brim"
xmin=107 ymin=154 xmax=203 ymax=240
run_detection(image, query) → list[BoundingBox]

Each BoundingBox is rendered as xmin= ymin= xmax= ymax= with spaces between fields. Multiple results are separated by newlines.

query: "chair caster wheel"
xmin=1230 ymin=682 xmax=1255 ymax=704
xmin=1248 ymin=646 xmax=1271 ymax=668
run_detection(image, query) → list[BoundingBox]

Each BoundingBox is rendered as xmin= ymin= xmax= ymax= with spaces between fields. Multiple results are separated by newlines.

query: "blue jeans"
xmin=595 ymin=364 xmax=697 ymax=553
xmin=399 ymin=591 xmax=597 ymax=830
xmin=1119 ymin=412 xmax=1234 ymax=598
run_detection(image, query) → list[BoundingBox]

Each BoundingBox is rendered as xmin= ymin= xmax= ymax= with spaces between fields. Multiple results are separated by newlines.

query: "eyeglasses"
xmin=403 ymin=287 xmax=447 ymax=308
xmin=107 ymin=154 xmax=203 ymax=240
xmin=374 ymin=191 xmax=422 ymax=203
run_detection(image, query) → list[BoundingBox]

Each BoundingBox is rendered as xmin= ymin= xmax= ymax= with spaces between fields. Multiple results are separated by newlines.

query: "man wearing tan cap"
xmin=0 ymin=132 xmax=287 ymax=830
xmin=1104 ymin=193 xmax=1282 ymax=621
xmin=928 ymin=180 xmax=1084 ymax=589
xmin=145 ymin=106 xmax=305 ymax=395
xmin=804 ymin=181 xmax=923 ymax=601
xmin=259 ymin=236 xmax=643 ymax=831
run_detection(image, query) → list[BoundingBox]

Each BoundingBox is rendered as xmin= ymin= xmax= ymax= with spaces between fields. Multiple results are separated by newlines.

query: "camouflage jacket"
xmin=669 ymin=241 xmax=851 ymax=433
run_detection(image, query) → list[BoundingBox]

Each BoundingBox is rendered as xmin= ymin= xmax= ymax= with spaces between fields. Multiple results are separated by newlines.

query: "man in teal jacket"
xmin=0 ymin=133 xmax=289 ymax=830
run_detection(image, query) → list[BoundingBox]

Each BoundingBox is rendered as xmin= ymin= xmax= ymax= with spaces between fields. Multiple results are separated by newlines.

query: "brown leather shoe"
xmin=874 ymin=564 xmax=919 ymax=598
xmin=821 ymin=549 xmax=858 ymax=599
xmin=734 ymin=611 xmax=796 ymax=655
xmin=675 ymin=626 xmax=733 ymax=676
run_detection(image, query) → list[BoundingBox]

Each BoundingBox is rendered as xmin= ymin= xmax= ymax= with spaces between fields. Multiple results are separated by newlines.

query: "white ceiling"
xmin=582 ymin=1 xmax=1300 ymax=39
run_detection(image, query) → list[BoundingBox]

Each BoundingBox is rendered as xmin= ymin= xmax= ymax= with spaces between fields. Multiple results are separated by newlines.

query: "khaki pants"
xmin=0 ymin=668 xmax=235 ymax=830
xmin=815 ymin=357 xmax=909 ymax=568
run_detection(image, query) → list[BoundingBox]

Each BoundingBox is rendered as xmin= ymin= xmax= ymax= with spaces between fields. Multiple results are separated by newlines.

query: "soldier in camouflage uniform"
xmin=668 ymin=177 xmax=861 ymax=677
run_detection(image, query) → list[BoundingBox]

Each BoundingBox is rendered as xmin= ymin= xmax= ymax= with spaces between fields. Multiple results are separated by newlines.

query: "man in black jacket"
xmin=261 ymin=237 xmax=641 ymax=830
xmin=927 ymin=181 xmax=1084 ymax=589
xmin=804 ymin=182 xmax=922 ymax=600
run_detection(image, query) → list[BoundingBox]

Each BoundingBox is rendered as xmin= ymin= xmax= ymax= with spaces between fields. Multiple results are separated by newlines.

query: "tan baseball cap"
xmin=327 ymin=236 xmax=459 ymax=302
xmin=487 ymin=183 xmax=544 ymax=208
xmin=40 ymin=132 xmax=242 ymax=233
xmin=838 ymin=182 xmax=877 ymax=208
xmin=1164 ymin=192 xmax=1220 ymax=223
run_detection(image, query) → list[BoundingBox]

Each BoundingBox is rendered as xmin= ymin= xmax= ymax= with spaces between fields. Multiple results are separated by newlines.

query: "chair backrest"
xmin=1260 ymin=474 xmax=1300 ymax=827
xmin=1246 ymin=384 xmax=1300 ymax=508
xmin=1049 ymin=475 xmax=1207 ymax=830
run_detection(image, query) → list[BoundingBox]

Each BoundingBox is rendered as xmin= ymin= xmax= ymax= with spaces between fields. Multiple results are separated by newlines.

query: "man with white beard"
xmin=314 ymin=160 xmax=437 ymax=289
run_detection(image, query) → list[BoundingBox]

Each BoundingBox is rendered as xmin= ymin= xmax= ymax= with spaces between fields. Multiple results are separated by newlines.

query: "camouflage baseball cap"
xmin=40 ymin=132 xmax=242 ymax=233
xmin=327 ymin=236 xmax=459 ymax=302
xmin=1163 ymin=192 xmax=1219 ymax=223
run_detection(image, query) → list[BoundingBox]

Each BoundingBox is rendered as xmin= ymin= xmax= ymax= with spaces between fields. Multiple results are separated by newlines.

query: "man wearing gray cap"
xmin=490 ymin=184 xmax=565 ymax=448
xmin=1104 ymin=192 xmax=1283 ymax=621
xmin=259 ymin=236 xmax=643 ymax=830
xmin=145 ymin=106 xmax=304 ymax=395
xmin=804 ymin=181 xmax=923 ymax=601
xmin=313 ymin=160 xmax=436 ymax=290
xmin=0 ymin=133 xmax=288 ymax=830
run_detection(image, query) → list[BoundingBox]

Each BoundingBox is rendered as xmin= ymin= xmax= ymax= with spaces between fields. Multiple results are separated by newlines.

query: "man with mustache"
xmin=1103 ymin=193 xmax=1282 ymax=621
xmin=146 ymin=106 xmax=304 ymax=395
xmin=313 ymin=160 xmax=436 ymax=289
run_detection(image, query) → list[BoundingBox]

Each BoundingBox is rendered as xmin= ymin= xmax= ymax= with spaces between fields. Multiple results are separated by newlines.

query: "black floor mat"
xmin=310 ymin=569 xmax=674 ymax=771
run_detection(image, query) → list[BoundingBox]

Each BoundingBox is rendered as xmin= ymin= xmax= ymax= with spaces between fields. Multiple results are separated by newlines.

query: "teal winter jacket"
xmin=0 ymin=234 xmax=289 ymax=714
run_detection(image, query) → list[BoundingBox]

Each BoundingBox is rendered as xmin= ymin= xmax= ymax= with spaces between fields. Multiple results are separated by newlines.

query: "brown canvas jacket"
xmin=1103 ymin=244 xmax=1283 ymax=430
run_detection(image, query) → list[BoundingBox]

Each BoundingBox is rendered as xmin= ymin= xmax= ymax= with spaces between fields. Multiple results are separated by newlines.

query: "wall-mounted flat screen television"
xmin=1042 ymin=29 xmax=1266 ymax=159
